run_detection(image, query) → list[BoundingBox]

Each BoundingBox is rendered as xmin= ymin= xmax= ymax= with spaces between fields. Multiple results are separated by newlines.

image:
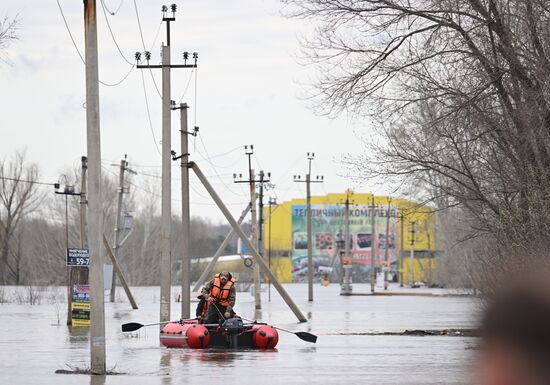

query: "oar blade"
xmin=122 ymin=322 xmax=143 ymax=332
xmin=295 ymin=331 xmax=317 ymax=343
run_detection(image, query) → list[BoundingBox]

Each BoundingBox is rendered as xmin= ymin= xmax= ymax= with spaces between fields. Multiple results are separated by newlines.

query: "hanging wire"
xmin=176 ymin=69 xmax=195 ymax=104
xmin=132 ymin=0 xmax=162 ymax=98
xmin=0 ymin=175 xmax=54 ymax=186
xmin=139 ymin=68 xmax=162 ymax=155
xmin=196 ymin=133 xmax=248 ymax=197
xmin=56 ymin=0 xmax=85 ymax=64
xmin=57 ymin=0 xmax=134 ymax=87
xmin=100 ymin=0 xmax=134 ymax=66
xmin=194 ymin=67 xmax=198 ymax=129
xmin=101 ymin=0 xmax=124 ymax=15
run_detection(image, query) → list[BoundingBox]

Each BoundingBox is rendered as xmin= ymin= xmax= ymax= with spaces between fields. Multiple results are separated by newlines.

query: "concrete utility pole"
xmin=233 ymin=146 xmax=271 ymax=314
xmin=370 ymin=196 xmax=376 ymax=294
xmin=258 ymin=170 xmax=271 ymax=259
xmin=83 ymin=0 xmax=105 ymax=374
xmin=409 ymin=221 xmax=416 ymax=286
xmin=191 ymin=162 xmax=307 ymax=322
xmin=267 ymin=197 xmax=277 ymax=302
xmin=383 ymin=199 xmax=392 ymax=290
xmin=399 ymin=211 xmax=405 ymax=287
xmin=294 ymin=152 xmax=323 ymax=302
xmin=170 ymin=103 xmax=195 ymax=319
xmin=110 ymin=156 xmax=127 ymax=302
xmin=135 ymin=5 xmax=197 ymax=325
xmin=340 ymin=190 xmax=352 ymax=295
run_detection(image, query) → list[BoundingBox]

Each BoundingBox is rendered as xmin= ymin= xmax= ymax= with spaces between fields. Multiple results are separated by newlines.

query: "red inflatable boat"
xmin=160 ymin=317 xmax=279 ymax=349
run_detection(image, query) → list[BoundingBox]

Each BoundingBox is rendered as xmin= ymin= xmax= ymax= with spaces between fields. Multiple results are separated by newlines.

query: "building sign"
xmin=67 ymin=248 xmax=89 ymax=267
xmin=291 ymin=204 xmax=398 ymax=282
xmin=71 ymin=284 xmax=90 ymax=327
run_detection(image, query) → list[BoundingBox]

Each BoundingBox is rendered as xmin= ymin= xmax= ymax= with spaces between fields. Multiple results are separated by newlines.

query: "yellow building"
xmin=263 ymin=192 xmax=437 ymax=285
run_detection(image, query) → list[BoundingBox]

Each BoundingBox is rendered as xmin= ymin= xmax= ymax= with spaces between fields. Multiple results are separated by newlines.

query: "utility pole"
xmin=233 ymin=146 xmax=271 ymax=314
xmin=370 ymin=195 xmax=376 ymax=294
xmin=258 ymin=171 xmax=266 ymax=258
xmin=268 ymin=197 xmax=277 ymax=302
xmin=409 ymin=221 xmax=416 ymax=287
xmin=191 ymin=162 xmax=307 ymax=322
xmin=110 ymin=155 xmax=128 ymax=302
xmin=399 ymin=211 xmax=405 ymax=287
xmin=135 ymin=5 xmax=197 ymax=325
xmin=340 ymin=190 xmax=353 ymax=295
xmin=294 ymin=152 xmax=323 ymax=302
xmin=71 ymin=156 xmax=89 ymax=322
xmin=383 ymin=199 xmax=392 ymax=290
xmin=171 ymin=103 xmax=196 ymax=319
xmin=83 ymin=0 xmax=105 ymax=374
xmin=79 ymin=156 xmax=88 ymax=249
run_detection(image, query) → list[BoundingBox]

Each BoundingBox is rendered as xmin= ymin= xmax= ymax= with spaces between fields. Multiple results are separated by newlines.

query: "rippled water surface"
xmin=0 ymin=283 xmax=480 ymax=385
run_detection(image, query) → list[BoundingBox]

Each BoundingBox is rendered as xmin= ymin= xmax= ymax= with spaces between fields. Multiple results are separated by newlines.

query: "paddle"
xmin=122 ymin=319 xmax=196 ymax=332
xmin=240 ymin=317 xmax=317 ymax=343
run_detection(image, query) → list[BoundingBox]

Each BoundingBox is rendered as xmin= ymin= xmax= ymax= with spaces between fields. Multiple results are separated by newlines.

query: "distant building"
xmin=263 ymin=192 xmax=437 ymax=285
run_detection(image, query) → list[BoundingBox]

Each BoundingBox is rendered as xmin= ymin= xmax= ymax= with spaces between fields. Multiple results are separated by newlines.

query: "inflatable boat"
xmin=159 ymin=317 xmax=279 ymax=349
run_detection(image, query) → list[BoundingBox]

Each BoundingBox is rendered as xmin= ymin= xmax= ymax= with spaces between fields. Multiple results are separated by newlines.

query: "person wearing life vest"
xmin=199 ymin=271 xmax=236 ymax=323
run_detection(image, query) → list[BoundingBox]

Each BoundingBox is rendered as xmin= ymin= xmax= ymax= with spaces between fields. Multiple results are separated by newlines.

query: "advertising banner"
xmin=71 ymin=284 xmax=90 ymax=327
xmin=291 ymin=204 xmax=398 ymax=282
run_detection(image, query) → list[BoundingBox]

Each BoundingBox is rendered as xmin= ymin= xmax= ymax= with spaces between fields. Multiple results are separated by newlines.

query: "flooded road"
xmin=0 ymin=283 xmax=480 ymax=385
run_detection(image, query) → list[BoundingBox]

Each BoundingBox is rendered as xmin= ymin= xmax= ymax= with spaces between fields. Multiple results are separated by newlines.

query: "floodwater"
xmin=0 ymin=283 xmax=481 ymax=385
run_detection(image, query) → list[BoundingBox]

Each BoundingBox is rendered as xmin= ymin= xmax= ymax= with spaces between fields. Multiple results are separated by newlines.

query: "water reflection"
xmin=90 ymin=374 xmax=106 ymax=385
xmin=67 ymin=326 xmax=89 ymax=346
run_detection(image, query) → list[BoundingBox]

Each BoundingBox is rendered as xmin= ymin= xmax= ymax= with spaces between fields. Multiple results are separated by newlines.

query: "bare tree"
xmin=0 ymin=15 xmax=18 ymax=64
xmin=0 ymin=151 xmax=44 ymax=284
xmin=284 ymin=0 xmax=550 ymax=288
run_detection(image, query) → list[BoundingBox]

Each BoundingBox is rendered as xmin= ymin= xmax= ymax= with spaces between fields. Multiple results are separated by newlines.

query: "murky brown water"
xmin=0 ymin=284 xmax=479 ymax=385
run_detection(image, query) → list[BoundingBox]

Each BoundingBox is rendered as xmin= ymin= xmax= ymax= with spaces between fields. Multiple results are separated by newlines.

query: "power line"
xmin=139 ymin=67 xmax=162 ymax=155
xmin=132 ymin=0 xmax=162 ymax=98
xmin=56 ymin=0 xmax=135 ymax=87
xmin=101 ymin=0 xmax=124 ymax=15
xmin=100 ymin=0 xmax=134 ymax=66
xmin=0 ymin=175 xmax=54 ymax=186
xmin=196 ymin=133 xmax=247 ymax=197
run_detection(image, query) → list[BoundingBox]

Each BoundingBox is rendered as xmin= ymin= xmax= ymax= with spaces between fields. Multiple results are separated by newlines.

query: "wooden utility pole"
xmin=136 ymin=6 xmax=197 ymax=325
xmin=294 ymin=152 xmax=323 ymax=302
xmin=83 ymin=0 xmax=105 ymax=374
xmin=67 ymin=156 xmax=90 ymax=324
xmin=191 ymin=162 xmax=307 ymax=322
xmin=110 ymin=156 xmax=127 ymax=302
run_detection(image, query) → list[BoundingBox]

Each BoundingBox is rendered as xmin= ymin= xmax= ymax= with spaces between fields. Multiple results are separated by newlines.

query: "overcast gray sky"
xmin=1 ymin=0 xmax=377 ymax=221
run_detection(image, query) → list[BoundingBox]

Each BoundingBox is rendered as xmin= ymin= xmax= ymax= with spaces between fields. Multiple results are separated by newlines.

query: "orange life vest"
xmin=210 ymin=274 xmax=236 ymax=306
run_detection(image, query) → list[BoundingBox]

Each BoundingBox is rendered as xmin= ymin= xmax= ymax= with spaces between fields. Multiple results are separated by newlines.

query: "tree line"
xmin=0 ymin=151 xmax=237 ymax=286
xmin=285 ymin=0 xmax=550 ymax=292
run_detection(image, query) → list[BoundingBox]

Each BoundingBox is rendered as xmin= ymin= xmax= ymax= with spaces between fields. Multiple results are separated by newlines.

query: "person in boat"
xmin=198 ymin=271 xmax=236 ymax=324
